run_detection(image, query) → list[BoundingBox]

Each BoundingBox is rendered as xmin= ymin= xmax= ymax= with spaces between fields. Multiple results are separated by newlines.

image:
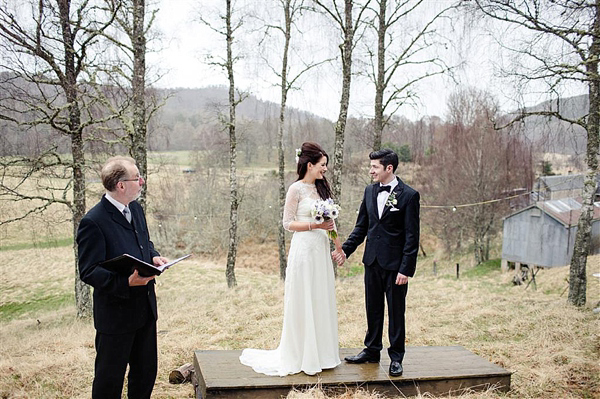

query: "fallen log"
xmin=169 ymin=363 xmax=194 ymax=384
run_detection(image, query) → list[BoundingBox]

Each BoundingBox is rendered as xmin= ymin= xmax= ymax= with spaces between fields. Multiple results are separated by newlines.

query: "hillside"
xmin=151 ymin=86 xmax=335 ymax=152
xmin=0 ymin=70 xmax=592 ymax=157
xmin=520 ymin=94 xmax=588 ymax=156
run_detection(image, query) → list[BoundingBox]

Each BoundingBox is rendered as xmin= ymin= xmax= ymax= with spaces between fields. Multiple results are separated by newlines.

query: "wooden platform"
xmin=192 ymin=346 xmax=511 ymax=398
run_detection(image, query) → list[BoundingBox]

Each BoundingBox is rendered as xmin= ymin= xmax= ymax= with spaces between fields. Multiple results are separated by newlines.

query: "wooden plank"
xmin=196 ymin=348 xmax=509 ymax=388
xmin=193 ymin=346 xmax=511 ymax=398
xmin=204 ymin=365 xmax=510 ymax=385
xmin=198 ymin=348 xmax=507 ymax=383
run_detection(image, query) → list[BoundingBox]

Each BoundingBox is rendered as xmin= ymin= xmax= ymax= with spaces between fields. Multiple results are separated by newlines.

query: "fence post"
xmin=456 ymin=263 xmax=460 ymax=279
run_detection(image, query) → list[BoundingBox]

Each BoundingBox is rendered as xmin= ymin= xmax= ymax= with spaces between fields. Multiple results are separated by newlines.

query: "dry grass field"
xmin=0 ymin=153 xmax=598 ymax=398
xmin=0 ymin=244 xmax=598 ymax=399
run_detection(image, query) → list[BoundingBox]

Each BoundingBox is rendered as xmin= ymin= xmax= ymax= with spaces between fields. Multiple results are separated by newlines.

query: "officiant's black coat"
xmin=77 ymin=195 xmax=160 ymax=334
xmin=77 ymin=195 xmax=160 ymax=398
xmin=342 ymin=177 xmax=420 ymax=363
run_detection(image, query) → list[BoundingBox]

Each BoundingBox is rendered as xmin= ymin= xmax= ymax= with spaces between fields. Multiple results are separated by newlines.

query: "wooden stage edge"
xmin=192 ymin=346 xmax=511 ymax=399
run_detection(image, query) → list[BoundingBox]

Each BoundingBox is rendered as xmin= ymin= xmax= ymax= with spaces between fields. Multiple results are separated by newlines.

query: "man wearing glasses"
xmin=77 ymin=156 xmax=168 ymax=399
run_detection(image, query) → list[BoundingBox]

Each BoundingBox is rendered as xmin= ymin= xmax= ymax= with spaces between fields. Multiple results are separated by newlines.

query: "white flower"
xmin=311 ymin=199 xmax=340 ymax=219
xmin=295 ymin=148 xmax=301 ymax=164
xmin=311 ymin=198 xmax=341 ymax=239
xmin=386 ymin=191 xmax=398 ymax=208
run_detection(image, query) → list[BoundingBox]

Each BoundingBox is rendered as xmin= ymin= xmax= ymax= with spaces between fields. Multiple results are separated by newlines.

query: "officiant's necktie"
xmin=122 ymin=207 xmax=132 ymax=223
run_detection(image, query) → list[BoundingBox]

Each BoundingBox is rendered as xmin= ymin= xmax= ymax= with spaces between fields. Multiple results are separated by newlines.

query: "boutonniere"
xmin=386 ymin=191 xmax=398 ymax=208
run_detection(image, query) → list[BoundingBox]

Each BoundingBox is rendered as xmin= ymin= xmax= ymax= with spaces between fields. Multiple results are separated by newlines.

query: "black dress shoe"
xmin=344 ymin=350 xmax=380 ymax=364
xmin=389 ymin=360 xmax=403 ymax=376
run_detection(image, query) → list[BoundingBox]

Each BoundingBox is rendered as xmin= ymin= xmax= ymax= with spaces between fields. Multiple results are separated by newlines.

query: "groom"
xmin=334 ymin=148 xmax=420 ymax=377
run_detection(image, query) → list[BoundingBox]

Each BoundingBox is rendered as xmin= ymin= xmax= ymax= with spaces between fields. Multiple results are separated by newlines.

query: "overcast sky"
xmin=148 ymin=0 xmax=586 ymax=122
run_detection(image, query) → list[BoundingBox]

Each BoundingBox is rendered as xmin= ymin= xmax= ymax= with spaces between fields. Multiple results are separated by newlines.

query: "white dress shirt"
xmin=105 ymin=192 xmax=131 ymax=222
xmin=377 ymin=177 xmax=398 ymax=218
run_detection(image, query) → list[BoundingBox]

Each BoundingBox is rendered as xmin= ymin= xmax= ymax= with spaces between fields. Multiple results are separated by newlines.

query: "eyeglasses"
xmin=120 ymin=176 xmax=144 ymax=182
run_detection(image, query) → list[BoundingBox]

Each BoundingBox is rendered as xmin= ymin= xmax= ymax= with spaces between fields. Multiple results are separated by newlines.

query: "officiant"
xmin=76 ymin=156 xmax=168 ymax=399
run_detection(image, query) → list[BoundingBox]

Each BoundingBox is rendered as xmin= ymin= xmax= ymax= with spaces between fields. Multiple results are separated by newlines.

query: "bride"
xmin=239 ymin=142 xmax=342 ymax=376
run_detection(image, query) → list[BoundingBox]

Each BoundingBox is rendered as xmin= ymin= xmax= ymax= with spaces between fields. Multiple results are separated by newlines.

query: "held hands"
xmin=331 ymin=248 xmax=346 ymax=266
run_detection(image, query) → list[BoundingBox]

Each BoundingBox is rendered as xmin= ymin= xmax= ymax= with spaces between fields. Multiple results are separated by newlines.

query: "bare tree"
xmin=365 ymin=0 xmax=456 ymax=150
xmin=256 ymin=0 xmax=331 ymax=280
xmin=421 ymin=88 xmax=533 ymax=264
xmin=0 ymin=0 xmax=120 ymax=317
xmin=473 ymin=0 xmax=599 ymax=307
xmin=95 ymin=0 xmax=166 ymax=210
xmin=200 ymin=0 xmax=247 ymax=287
xmin=225 ymin=0 xmax=242 ymax=288
xmin=313 ymin=0 xmax=371 ymax=204
xmin=124 ymin=0 xmax=151 ymax=208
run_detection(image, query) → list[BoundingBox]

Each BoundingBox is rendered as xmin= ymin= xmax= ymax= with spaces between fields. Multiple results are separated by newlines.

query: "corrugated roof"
xmin=543 ymin=197 xmax=582 ymax=213
xmin=537 ymin=198 xmax=600 ymax=226
xmin=504 ymin=198 xmax=600 ymax=227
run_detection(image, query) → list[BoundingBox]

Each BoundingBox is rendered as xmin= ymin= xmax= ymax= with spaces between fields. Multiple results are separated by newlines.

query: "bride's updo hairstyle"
xmin=296 ymin=141 xmax=333 ymax=201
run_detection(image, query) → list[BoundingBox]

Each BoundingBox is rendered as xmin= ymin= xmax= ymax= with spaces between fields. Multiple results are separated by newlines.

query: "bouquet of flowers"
xmin=311 ymin=198 xmax=340 ymax=239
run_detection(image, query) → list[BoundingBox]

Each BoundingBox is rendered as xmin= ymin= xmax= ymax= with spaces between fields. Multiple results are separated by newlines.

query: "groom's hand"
xmin=395 ymin=273 xmax=408 ymax=285
xmin=332 ymin=249 xmax=346 ymax=266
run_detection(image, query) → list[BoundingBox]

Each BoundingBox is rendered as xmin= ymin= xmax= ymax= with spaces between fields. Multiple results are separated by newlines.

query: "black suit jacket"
xmin=77 ymin=195 xmax=160 ymax=334
xmin=342 ymin=177 xmax=420 ymax=276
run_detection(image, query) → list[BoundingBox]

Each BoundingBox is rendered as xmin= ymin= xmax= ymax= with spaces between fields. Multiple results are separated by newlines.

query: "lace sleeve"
xmin=283 ymin=183 xmax=300 ymax=231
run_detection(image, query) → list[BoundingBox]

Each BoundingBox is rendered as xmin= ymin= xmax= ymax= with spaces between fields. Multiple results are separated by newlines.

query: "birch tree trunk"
xmin=330 ymin=0 xmax=354 ymax=203
xmin=372 ymin=0 xmax=386 ymax=151
xmin=131 ymin=0 xmax=148 ymax=209
xmin=270 ymin=0 xmax=323 ymax=280
xmin=569 ymin=1 xmax=600 ymax=306
xmin=277 ymin=0 xmax=292 ymax=281
xmin=225 ymin=0 xmax=238 ymax=288
xmin=58 ymin=0 xmax=91 ymax=318
xmin=315 ymin=0 xmax=371 ymax=276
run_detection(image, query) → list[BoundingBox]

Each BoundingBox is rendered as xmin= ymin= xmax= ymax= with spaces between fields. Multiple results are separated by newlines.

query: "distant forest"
xmin=0 ymin=80 xmax=588 ymax=164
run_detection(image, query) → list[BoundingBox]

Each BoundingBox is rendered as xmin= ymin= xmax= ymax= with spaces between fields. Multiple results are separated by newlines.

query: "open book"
xmin=101 ymin=253 xmax=192 ymax=277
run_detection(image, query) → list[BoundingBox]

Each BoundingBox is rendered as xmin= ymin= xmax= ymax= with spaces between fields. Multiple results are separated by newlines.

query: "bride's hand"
xmin=317 ymin=220 xmax=335 ymax=231
xmin=332 ymin=249 xmax=346 ymax=266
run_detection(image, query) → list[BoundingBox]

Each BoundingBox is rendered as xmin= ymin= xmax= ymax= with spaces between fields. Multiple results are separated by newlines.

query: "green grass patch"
xmin=0 ymin=237 xmax=73 ymax=252
xmin=148 ymin=151 xmax=194 ymax=166
xmin=462 ymin=258 xmax=502 ymax=278
xmin=338 ymin=262 xmax=364 ymax=278
xmin=0 ymin=293 xmax=73 ymax=321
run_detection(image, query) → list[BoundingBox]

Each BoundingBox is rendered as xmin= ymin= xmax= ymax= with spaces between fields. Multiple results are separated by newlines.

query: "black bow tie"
xmin=378 ymin=185 xmax=391 ymax=193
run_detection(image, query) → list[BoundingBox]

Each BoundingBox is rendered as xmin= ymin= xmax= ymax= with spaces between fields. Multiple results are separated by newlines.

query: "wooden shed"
xmin=534 ymin=174 xmax=600 ymax=201
xmin=501 ymin=198 xmax=600 ymax=270
xmin=534 ymin=175 xmax=584 ymax=200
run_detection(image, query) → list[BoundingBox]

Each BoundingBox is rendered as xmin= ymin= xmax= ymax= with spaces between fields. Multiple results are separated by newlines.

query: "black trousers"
xmin=363 ymin=260 xmax=408 ymax=363
xmin=92 ymin=317 xmax=157 ymax=399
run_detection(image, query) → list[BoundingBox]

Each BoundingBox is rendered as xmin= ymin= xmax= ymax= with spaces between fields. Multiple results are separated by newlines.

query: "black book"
xmin=100 ymin=253 xmax=191 ymax=277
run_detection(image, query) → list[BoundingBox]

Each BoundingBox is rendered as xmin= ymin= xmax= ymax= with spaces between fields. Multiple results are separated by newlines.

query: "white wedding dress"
xmin=239 ymin=181 xmax=341 ymax=376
